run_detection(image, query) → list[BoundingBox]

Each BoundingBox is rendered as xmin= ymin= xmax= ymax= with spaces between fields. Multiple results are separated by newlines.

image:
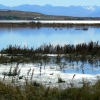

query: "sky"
xmin=0 ymin=0 xmax=100 ymax=7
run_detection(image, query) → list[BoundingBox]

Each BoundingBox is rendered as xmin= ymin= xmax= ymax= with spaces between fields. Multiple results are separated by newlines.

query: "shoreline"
xmin=0 ymin=20 xmax=100 ymax=27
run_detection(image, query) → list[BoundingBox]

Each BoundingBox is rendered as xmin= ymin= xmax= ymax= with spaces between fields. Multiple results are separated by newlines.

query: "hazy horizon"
xmin=0 ymin=0 xmax=100 ymax=7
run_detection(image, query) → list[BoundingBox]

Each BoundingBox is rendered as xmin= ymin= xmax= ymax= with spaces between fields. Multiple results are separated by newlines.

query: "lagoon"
xmin=0 ymin=25 xmax=100 ymax=86
xmin=0 ymin=26 xmax=100 ymax=50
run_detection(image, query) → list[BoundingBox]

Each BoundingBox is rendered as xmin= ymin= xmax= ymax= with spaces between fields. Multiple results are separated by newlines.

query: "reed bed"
xmin=0 ymin=41 xmax=100 ymax=99
xmin=0 ymin=41 xmax=100 ymax=66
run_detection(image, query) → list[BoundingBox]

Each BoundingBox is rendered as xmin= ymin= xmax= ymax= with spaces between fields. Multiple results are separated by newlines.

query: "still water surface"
xmin=0 ymin=26 xmax=100 ymax=75
xmin=0 ymin=27 xmax=100 ymax=49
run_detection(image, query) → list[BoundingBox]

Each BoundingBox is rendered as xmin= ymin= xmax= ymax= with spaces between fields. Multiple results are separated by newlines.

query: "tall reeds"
xmin=1 ymin=41 xmax=100 ymax=56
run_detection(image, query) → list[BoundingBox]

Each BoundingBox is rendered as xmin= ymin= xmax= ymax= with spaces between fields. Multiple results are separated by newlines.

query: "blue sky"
xmin=0 ymin=0 xmax=100 ymax=6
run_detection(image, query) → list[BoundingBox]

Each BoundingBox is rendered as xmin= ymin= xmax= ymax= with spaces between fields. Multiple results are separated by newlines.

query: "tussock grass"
xmin=0 ymin=41 xmax=100 ymax=99
xmin=0 ymin=77 xmax=100 ymax=100
xmin=58 ymin=77 xmax=65 ymax=83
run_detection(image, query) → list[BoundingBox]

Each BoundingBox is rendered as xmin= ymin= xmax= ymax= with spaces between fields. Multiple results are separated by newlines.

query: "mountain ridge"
xmin=0 ymin=4 xmax=100 ymax=17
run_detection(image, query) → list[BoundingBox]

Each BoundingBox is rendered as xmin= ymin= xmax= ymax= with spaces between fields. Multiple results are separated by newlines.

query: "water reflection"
xmin=62 ymin=61 xmax=100 ymax=75
xmin=56 ymin=56 xmax=100 ymax=75
xmin=0 ymin=27 xmax=100 ymax=50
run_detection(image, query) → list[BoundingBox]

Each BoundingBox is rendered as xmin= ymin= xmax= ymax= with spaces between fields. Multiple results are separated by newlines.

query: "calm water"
xmin=63 ymin=61 xmax=100 ymax=75
xmin=0 ymin=26 xmax=100 ymax=75
xmin=0 ymin=27 xmax=100 ymax=50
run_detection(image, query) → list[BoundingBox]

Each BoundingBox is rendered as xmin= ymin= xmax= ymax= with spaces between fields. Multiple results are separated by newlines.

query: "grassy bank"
xmin=0 ymin=77 xmax=100 ymax=100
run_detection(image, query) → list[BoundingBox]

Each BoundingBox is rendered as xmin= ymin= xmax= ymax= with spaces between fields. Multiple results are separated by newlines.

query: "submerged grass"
xmin=0 ymin=78 xmax=100 ymax=100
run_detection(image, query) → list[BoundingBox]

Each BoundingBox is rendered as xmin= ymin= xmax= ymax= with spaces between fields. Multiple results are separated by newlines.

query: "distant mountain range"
xmin=0 ymin=4 xmax=100 ymax=17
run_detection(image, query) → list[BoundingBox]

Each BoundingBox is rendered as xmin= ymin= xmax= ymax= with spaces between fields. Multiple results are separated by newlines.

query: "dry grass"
xmin=0 ymin=68 xmax=100 ymax=100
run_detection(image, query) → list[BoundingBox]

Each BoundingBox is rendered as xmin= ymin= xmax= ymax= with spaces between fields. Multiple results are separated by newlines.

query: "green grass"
xmin=0 ymin=78 xmax=100 ymax=100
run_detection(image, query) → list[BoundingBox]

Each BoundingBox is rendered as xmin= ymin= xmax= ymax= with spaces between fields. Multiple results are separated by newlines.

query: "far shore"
xmin=0 ymin=20 xmax=100 ymax=27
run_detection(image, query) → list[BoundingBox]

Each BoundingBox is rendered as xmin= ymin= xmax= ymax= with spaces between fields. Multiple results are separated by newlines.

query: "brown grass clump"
xmin=0 ymin=76 xmax=100 ymax=100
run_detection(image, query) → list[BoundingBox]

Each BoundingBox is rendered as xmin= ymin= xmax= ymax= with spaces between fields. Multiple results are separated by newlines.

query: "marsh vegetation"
xmin=1 ymin=41 xmax=100 ymax=62
xmin=0 ymin=41 xmax=100 ymax=74
xmin=0 ymin=41 xmax=100 ymax=100
xmin=0 ymin=67 xmax=100 ymax=100
xmin=0 ymin=25 xmax=100 ymax=99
